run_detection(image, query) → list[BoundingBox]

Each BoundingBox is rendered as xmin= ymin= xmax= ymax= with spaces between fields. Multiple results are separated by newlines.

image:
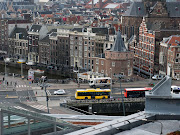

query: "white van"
xmin=152 ymin=74 xmax=165 ymax=80
xmin=89 ymin=77 xmax=111 ymax=88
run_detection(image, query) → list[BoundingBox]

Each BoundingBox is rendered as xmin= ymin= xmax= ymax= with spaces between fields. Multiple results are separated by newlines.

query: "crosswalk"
xmin=29 ymin=105 xmax=51 ymax=110
xmin=46 ymin=90 xmax=51 ymax=96
xmin=16 ymin=85 xmax=31 ymax=88
xmin=13 ymin=104 xmax=51 ymax=112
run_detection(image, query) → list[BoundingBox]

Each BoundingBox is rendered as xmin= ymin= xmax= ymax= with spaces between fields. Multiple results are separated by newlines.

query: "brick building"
xmin=122 ymin=0 xmax=180 ymax=40
xmin=92 ymin=30 xmax=134 ymax=79
xmin=57 ymin=29 xmax=70 ymax=69
xmin=129 ymin=18 xmax=155 ymax=77
xmin=129 ymin=16 xmax=180 ymax=77
xmin=163 ymin=35 xmax=180 ymax=80
xmin=38 ymin=35 xmax=50 ymax=65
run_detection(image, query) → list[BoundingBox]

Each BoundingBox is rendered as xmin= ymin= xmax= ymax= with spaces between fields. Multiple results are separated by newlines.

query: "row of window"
xmin=139 ymin=35 xmax=154 ymax=44
xmin=84 ymin=41 xmax=95 ymax=45
xmin=77 ymin=92 xmax=110 ymax=96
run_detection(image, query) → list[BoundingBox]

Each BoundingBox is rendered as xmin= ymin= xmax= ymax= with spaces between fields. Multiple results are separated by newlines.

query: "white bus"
xmin=89 ymin=77 xmax=111 ymax=88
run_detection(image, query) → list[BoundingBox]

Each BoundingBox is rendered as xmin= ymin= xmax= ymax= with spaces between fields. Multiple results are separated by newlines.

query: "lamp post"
xmin=141 ymin=119 xmax=163 ymax=134
xmin=149 ymin=50 xmax=152 ymax=80
xmin=110 ymin=68 xmax=112 ymax=93
xmin=114 ymin=74 xmax=125 ymax=116
xmin=4 ymin=60 xmax=7 ymax=85
xmin=41 ymin=76 xmax=50 ymax=113
xmin=4 ymin=58 xmax=10 ymax=85
xmin=21 ymin=62 xmax=23 ymax=78
xmin=73 ymin=68 xmax=79 ymax=88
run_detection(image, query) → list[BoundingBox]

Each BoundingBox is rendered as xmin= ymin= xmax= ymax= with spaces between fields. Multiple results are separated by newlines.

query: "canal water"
xmin=0 ymin=64 xmax=65 ymax=79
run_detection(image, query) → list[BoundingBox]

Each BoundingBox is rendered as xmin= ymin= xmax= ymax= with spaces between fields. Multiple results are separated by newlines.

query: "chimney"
xmin=99 ymin=0 xmax=102 ymax=9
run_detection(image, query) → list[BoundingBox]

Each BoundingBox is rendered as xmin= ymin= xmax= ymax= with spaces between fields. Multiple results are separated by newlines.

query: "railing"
xmin=60 ymin=103 xmax=94 ymax=115
xmin=67 ymin=98 xmax=145 ymax=104
xmin=0 ymin=105 xmax=71 ymax=126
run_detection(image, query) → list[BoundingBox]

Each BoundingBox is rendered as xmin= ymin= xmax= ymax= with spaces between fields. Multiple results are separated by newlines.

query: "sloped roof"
xmin=30 ymin=24 xmax=42 ymax=32
xmin=39 ymin=35 xmax=49 ymax=43
xmin=9 ymin=27 xmax=28 ymax=40
xmin=92 ymin=28 xmax=108 ymax=35
xmin=110 ymin=30 xmax=127 ymax=52
xmin=123 ymin=2 xmax=180 ymax=17
xmin=123 ymin=2 xmax=145 ymax=17
xmin=166 ymin=2 xmax=180 ymax=17
xmin=104 ymin=3 xmax=121 ymax=9
xmin=165 ymin=35 xmax=180 ymax=46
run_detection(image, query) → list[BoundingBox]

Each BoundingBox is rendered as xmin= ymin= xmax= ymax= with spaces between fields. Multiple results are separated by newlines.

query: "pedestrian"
xmin=3 ymin=77 xmax=4 ymax=81
xmin=7 ymin=82 xmax=8 ymax=86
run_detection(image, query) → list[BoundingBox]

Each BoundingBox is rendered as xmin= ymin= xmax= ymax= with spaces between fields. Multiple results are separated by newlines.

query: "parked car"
xmin=47 ymin=66 xmax=54 ymax=69
xmin=152 ymin=75 xmax=159 ymax=80
xmin=54 ymin=89 xmax=66 ymax=95
xmin=152 ymin=75 xmax=165 ymax=80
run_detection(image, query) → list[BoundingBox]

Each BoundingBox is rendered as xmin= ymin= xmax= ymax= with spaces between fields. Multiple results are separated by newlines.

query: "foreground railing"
xmin=67 ymin=98 xmax=145 ymax=104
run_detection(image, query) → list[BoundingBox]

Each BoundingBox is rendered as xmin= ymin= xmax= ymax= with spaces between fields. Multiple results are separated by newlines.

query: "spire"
xmin=110 ymin=30 xmax=127 ymax=52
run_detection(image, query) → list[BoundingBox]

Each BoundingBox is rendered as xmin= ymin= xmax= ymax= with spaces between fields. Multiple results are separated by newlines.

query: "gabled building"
xmin=122 ymin=0 xmax=180 ymax=40
xmin=28 ymin=24 xmax=48 ymax=64
xmin=129 ymin=18 xmax=155 ymax=77
xmin=129 ymin=16 xmax=180 ymax=77
xmin=38 ymin=35 xmax=50 ymax=65
xmin=8 ymin=27 xmax=28 ymax=61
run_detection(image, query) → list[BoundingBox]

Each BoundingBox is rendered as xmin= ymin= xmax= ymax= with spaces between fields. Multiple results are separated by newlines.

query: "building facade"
xmin=92 ymin=31 xmax=134 ymax=79
xmin=8 ymin=27 xmax=28 ymax=61
xmin=166 ymin=35 xmax=180 ymax=80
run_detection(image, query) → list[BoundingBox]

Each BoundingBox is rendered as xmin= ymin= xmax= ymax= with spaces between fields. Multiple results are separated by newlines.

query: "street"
xmin=0 ymin=74 xmax=179 ymax=113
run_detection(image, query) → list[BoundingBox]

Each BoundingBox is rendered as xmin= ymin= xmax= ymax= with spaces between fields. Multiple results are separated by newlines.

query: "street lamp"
xmin=40 ymin=76 xmax=50 ymax=113
xmin=73 ymin=68 xmax=79 ymax=88
xmin=114 ymin=74 xmax=126 ymax=116
xmin=110 ymin=68 xmax=112 ymax=93
xmin=4 ymin=58 xmax=10 ymax=85
xmin=141 ymin=119 xmax=163 ymax=134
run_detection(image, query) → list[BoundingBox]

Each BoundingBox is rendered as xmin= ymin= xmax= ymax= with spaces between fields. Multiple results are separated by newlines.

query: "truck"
xmin=89 ymin=77 xmax=111 ymax=88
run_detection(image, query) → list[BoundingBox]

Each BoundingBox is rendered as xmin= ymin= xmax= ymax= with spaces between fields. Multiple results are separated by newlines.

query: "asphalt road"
xmin=0 ymin=74 xmax=179 ymax=104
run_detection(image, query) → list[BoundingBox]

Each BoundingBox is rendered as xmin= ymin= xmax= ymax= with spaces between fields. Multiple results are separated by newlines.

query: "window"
xmin=177 ymin=54 xmax=179 ymax=58
xmin=101 ymin=60 xmax=104 ymax=65
xmin=127 ymin=60 xmax=130 ymax=67
xmin=128 ymin=69 xmax=132 ymax=76
xmin=96 ymin=59 xmax=99 ymax=64
xmin=85 ymin=41 xmax=87 ymax=45
xmin=112 ymin=62 xmax=115 ymax=67
xmin=176 ymin=59 xmax=178 ymax=63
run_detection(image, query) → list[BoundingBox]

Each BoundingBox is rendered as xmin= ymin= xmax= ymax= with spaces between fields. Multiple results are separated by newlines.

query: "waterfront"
xmin=0 ymin=63 xmax=65 ymax=79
